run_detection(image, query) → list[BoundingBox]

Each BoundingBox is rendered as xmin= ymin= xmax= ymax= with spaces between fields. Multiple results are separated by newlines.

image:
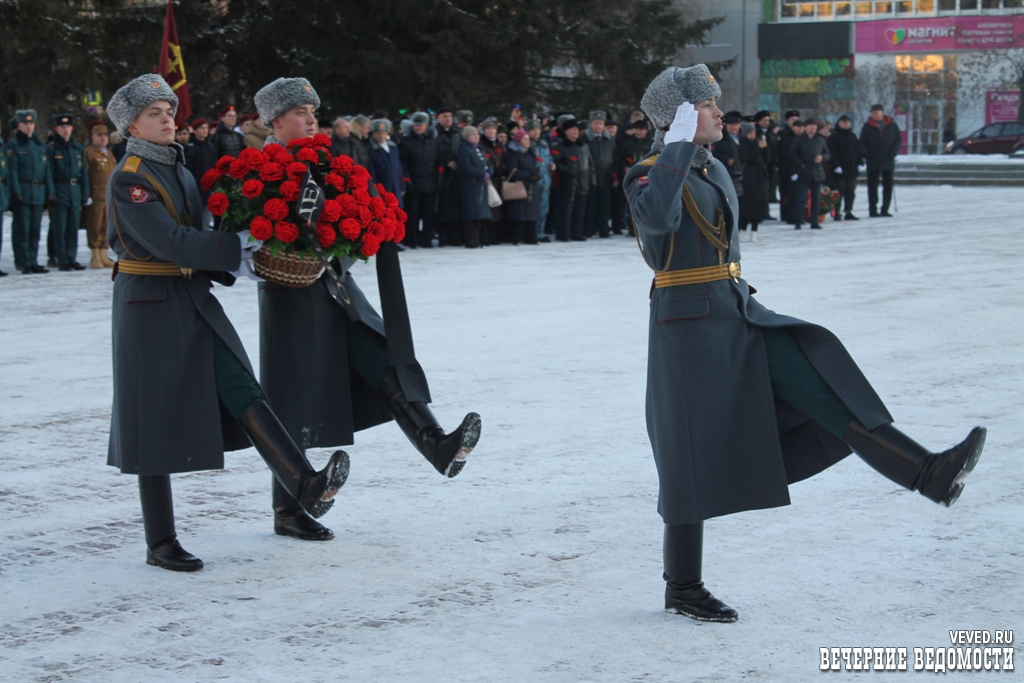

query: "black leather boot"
xmin=139 ymin=475 xmax=203 ymax=572
xmin=378 ymin=373 xmax=481 ymax=478
xmin=239 ymin=401 xmax=350 ymax=519
xmin=843 ymin=422 xmax=985 ymax=507
xmin=272 ymin=477 xmax=335 ymax=541
xmin=663 ymin=522 xmax=738 ymax=622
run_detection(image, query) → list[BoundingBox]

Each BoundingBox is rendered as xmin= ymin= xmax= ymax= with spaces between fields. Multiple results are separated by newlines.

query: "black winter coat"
xmin=788 ymin=134 xmax=830 ymax=183
xmin=330 ymin=134 xmax=370 ymax=169
xmin=584 ymin=129 xmax=616 ymax=188
xmin=210 ymin=123 xmax=245 ymax=160
xmin=434 ymin=124 xmax=462 ymax=223
xmin=552 ymin=136 xmax=593 ymax=197
xmin=776 ymin=127 xmax=798 ymax=176
xmin=738 ymin=137 xmax=772 ymax=224
xmin=456 ymin=139 xmax=493 ymax=222
xmin=860 ymin=116 xmax=901 ymax=171
xmin=186 ymin=138 xmax=216 ymax=203
xmin=399 ymin=128 xmax=441 ymax=194
xmin=504 ymin=145 xmax=541 ymax=222
xmin=827 ymin=127 xmax=862 ymax=180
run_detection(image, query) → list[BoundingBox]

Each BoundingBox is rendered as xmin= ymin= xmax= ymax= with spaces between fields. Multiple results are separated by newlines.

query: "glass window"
xmin=961 ymin=0 xmax=978 ymax=8
xmin=855 ymin=1 xmax=873 ymax=14
xmin=981 ymin=0 xmax=1000 ymax=7
xmin=876 ymin=1 xmax=894 ymax=14
xmin=798 ymin=2 xmax=815 ymax=16
xmin=916 ymin=0 xmax=936 ymax=10
xmin=819 ymin=1 xmax=835 ymax=16
xmin=898 ymin=0 xmax=913 ymax=12
xmin=1005 ymin=0 xmax=1023 ymax=7
xmin=781 ymin=2 xmax=797 ymax=18
xmin=835 ymin=1 xmax=852 ymax=13
xmin=938 ymin=0 xmax=957 ymax=9
xmin=1003 ymin=122 xmax=1024 ymax=136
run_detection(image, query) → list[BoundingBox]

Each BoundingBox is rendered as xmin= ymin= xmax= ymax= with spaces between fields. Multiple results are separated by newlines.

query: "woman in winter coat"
xmin=367 ymin=118 xmax=406 ymax=207
xmin=627 ymin=65 xmax=985 ymax=623
xmin=503 ymin=129 xmax=542 ymax=245
xmin=456 ymin=126 xmax=493 ymax=249
xmin=736 ymin=122 xmax=772 ymax=241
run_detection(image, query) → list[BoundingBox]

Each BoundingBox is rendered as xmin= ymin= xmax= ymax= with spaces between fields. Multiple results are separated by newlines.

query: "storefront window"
xmin=961 ymin=0 xmax=978 ymax=8
xmin=819 ymin=1 xmax=835 ymax=16
xmin=894 ymin=54 xmax=958 ymax=154
xmin=898 ymin=0 xmax=912 ymax=11
xmin=981 ymin=0 xmax=1000 ymax=7
xmin=835 ymin=1 xmax=853 ymax=13
xmin=938 ymin=0 xmax=957 ymax=9
xmin=855 ymin=1 xmax=873 ymax=13
xmin=798 ymin=2 xmax=816 ymax=16
xmin=1006 ymin=0 xmax=1023 ymax=7
xmin=875 ymin=1 xmax=893 ymax=14
xmin=916 ymin=0 xmax=936 ymax=10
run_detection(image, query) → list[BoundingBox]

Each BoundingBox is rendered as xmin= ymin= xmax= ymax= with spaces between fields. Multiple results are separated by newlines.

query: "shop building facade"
xmin=758 ymin=2 xmax=1024 ymax=153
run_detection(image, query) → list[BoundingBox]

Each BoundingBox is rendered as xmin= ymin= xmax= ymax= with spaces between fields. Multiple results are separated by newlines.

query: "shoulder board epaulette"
xmin=123 ymin=156 xmax=142 ymax=173
xmin=638 ymin=155 xmax=660 ymax=166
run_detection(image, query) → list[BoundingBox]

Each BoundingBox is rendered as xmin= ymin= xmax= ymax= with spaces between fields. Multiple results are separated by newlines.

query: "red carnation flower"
xmin=551 ymin=149 xmax=560 ymax=156
xmin=263 ymin=197 xmax=289 ymax=221
xmin=250 ymin=215 xmax=273 ymax=241
xmin=357 ymin=207 xmax=372 ymax=224
xmin=239 ymin=147 xmax=264 ymax=170
xmin=262 ymin=143 xmax=285 ymax=158
xmin=274 ymin=220 xmax=299 ymax=243
xmin=361 ymin=233 xmax=382 ymax=257
xmin=367 ymin=220 xmax=385 ymax=238
xmin=535 ymin=156 xmax=543 ymax=162
xmin=200 ymin=168 xmax=223 ymax=191
xmin=437 ymin=166 xmax=444 ymax=174
xmin=228 ymin=158 xmax=250 ymax=179
xmin=337 ymin=194 xmax=359 ymax=218
xmin=207 ymin=192 xmax=229 ymax=216
xmin=395 ymin=208 xmax=408 ymax=225
xmin=215 ymin=155 xmax=234 ymax=172
xmin=241 ymin=179 xmax=265 ymax=198
xmin=392 ymin=221 xmax=406 ymax=243
xmin=348 ymin=173 xmax=369 ymax=192
xmin=353 ymin=189 xmax=371 ymax=205
xmin=339 ymin=218 xmax=362 ymax=240
xmin=259 ymin=162 xmax=284 ymax=182
xmin=324 ymin=172 xmax=347 ymax=192
xmin=352 ymin=166 xmax=371 ymax=182
xmin=369 ymin=196 xmax=387 ymax=220
xmin=279 ymin=180 xmax=300 ymax=203
xmin=321 ymin=199 xmax=342 ymax=223
xmin=570 ymin=156 xmax=578 ymax=162
xmin=384 ymin=192 xmax=398 ymax=208
xmin=288 ymin=137 xmax=312 ymax=148
xmin=330 ymin=155 xmax=354 ymax=172
xmin=287 ymin=162 xmax=308 ymax=181
xmin=295 ymin=147 xmax=319 ymax=164
xmin=313 ymin=133 xmax=332 ymax=148
xmin=385 ymin=208 xmax=397 ymax=222
xmin=315 ymin=221 xmax=337 ymax=247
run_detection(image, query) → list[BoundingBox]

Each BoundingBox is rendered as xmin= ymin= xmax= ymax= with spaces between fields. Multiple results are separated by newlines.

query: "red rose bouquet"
xmin=203 ymin=133 xmax=407 ymax=286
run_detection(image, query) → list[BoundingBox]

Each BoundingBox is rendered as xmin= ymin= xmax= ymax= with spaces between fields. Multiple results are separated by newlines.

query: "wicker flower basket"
xmin=252 ymin=248 xmax=325 ymax=288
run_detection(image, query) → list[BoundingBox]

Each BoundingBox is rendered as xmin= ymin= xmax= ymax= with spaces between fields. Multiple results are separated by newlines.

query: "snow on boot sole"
xmin=942 ymin=427 xmax=985 ymax=507
xmin=306 ymin=450 xmax=350 ymax=519
xmin=443 ymin=413 xmax=482 ymax=479
xmin=664 ymin=606 xmax=739 ymax=623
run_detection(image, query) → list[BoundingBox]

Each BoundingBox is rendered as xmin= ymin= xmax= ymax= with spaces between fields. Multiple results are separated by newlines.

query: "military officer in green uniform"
xmin=47 ymin=113 xmax=89 ymax=271
xmin=106 ymin=74 xmax=349 ymax=571
xmin=5 ymin=109 xmax=55 ymax=274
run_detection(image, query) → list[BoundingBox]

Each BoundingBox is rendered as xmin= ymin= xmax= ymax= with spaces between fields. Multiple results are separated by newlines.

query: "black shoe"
xmin=555 ymin=236 xmax=570 ymax=242
xmin=379 ymin=373 xmax=481 ymax=477
xmin=146 ymin=537 xmax=204 ymax=572
xmin=794 ymin=224 xmax=802 ymax=230
xmin=20 ymin=267 xmax=32 ymax=275
xmin=275 ymin=510 xmax=335 ymax=541
xmin=598 ymin=232 xmax=611 ymax=238
xmin=810 ymin=224 xmax=822 ymax=230
xmin=845 ymin=213 xmax=860 ymax=221
xmin=69 ymin=261 xmax=86 ymax=271
xmin=59 ymin=264 xmax=72 ymax=271
xmin=880 ymin=211 xmax=893 ymax=217
xmin=46 ymin=258 xmax=57 ymax=268
xmin=0 ymin=270 xmax=7 ymax=277
xmin=869 ymin=211 xmax=879 ymax=217
xmin=844 ymin=423 xmax=986 ymax=507
xmin=30 ymin=265 xmax=50 ymax=273
xmin=665 ymin=581 xmax=738 ymax=622
xmin=571 ymin=236 xmax=587 ymax=241
xmin=538 ymin=236 xmax=551 ymax=243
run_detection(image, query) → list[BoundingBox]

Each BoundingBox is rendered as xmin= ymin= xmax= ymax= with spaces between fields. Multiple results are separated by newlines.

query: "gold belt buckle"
xmin=180 ymin=267 xmax=193 ymax=278
xmin=728 ymin=262 xmax=741 ymax=282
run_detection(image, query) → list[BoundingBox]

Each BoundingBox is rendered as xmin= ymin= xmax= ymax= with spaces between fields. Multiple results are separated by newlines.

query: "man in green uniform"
xmin=5 ymin=109 xmax=55 ymax=274
xmin=47 ymin=113 xmax=89 ymax=271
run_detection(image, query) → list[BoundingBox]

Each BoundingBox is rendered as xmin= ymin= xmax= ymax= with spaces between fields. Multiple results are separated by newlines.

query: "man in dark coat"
xmin=628 ymin=65 xmax=985 ymax=623
xmin=210 ymin=105 xmax=245 ymax=160
xmin=737 ymin=122 xmax=771 ymax=240
xmin=185 ymin=117 xmax=216 ymax=223
xmin=433 ymin=106 xmax=462 ymax=246
xmin=775 ymin=110 xmax=802 ymax=223
xmin=399 ymin=111 xmax=441 ymax=248
xmin=254 ymin=77 xmax=481 ymax=543
xmin=787 ymin=119 xmax=830 ymax=230
xmin=619 ymin=120 xmax=652 ymax=236
xmin=754 ymin=110 xmax=778 ymax=204
xmin=550 ymin=118 xmax=592 ymax=241
xmin=330 ymin=116 xmax=370 ymax=169
xmin=827 ymin=114 xmax=863 ymax=220
xmin=47 ymin=113 xmax=89 ymax=270
xmin=859 ymin=104 xmax=901 ymax=217
xmin=105 ymin=74 xmax=347 ymax=572
xmin=711 ymin=111 xmax=743 ymax=197
xmin=5 ymin=109 xmax=54 ymax=274
xmin=583 ymin=110 xmax=616 ymax=238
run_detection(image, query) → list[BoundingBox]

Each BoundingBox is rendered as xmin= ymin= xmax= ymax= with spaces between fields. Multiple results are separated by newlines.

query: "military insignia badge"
xmin=708 ymin=74 xmax=716 ymax=83
xmin=127 ymin=185 xmax=150 ymax=203
xmin=151 ymin=81 xmax=160 ymax=88
xmin=636 ymin=176 xmax=649 ymax=187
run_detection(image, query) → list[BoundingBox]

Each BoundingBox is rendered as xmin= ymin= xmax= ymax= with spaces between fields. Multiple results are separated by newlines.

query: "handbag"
xmin=501 ymin=168 xmax=528 ymax=202
xmin=486 ymin=181 xmax=503 ymax=208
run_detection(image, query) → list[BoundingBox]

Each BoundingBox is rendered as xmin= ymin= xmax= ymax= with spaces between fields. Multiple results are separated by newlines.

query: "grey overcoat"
xmin=625 ymin=140 xmax=892 ymax=525
xmin=106 ymin=146 xmax=251 ymax=475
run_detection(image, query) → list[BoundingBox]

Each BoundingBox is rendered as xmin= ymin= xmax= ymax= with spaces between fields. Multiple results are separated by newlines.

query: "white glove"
xmin=834 ymin=166 xmax=843 ymax=175
xmin=230 ymin=230 xmax=265 ymax=281
xmin=790 ymin=173 xmax=798 ymax=181
xmin=84 ymin=197 xmax=94 ymax=207
xmin=663 ymin=103 xmax=699 ymax=145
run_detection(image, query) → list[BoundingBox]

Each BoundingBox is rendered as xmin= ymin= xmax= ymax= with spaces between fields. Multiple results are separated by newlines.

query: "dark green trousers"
xmin=763 ymin=328 xmax=854 ymax=439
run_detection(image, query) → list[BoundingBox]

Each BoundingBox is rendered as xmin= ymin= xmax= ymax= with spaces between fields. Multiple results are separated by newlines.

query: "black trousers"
xmin=404 ymin=191 xmax=436 ymax=247
xmin=793 ymin=180 xmax=822 ymax=227
xmin=585 ymin=186 xmax=611 ymax=237
xmin=834 ymin=175 xmax=857 ymax=214
xmin=866 ymin=168 xmax=894 ymax=213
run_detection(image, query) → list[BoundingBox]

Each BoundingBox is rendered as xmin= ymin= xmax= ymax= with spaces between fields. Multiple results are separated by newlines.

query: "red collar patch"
xmin=127 ymin=185 xmax=150 ymax=203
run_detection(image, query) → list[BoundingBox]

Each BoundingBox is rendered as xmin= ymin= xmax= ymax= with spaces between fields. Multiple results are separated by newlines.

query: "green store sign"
xmin=761 ymin=58 xmax=853 ymax=78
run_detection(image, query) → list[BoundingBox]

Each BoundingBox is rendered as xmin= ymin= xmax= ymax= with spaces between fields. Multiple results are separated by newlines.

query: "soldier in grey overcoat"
xmin=106 ymin=75 xmax=348 ymax=572
xmin=253 ymin=78 xmax=481 ymax=544
xmin=627 ymin=65 xmax=986 ymax=623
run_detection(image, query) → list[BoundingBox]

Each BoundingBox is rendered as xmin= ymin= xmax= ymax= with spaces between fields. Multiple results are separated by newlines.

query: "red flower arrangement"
xmin=204 ymin=134 xmax=407 ymax=270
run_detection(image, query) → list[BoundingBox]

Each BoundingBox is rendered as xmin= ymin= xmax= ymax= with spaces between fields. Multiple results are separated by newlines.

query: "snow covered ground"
xmin=0 ymin=185 xmax=1021 ymax=682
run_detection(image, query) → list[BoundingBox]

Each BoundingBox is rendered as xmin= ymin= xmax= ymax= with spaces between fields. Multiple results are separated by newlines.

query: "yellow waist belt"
xmin=654 ymin=262 xmax=740 ymax=288
xmin=116 ymin=260 xmax=193 ymax=277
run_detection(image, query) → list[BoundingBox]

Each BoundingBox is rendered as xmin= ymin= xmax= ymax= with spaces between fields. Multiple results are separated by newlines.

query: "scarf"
xmin=125 ymin=136 xmax=182 ymax=166
xmin=650 ymin=129 xmax=715 ymax=169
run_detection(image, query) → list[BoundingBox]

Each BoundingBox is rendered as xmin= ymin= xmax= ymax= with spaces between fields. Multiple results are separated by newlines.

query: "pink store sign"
xmin=986 ymin=89 xmax=1020 ymax=125
xmin=856 ymin=15 xmax=1024 ymax=53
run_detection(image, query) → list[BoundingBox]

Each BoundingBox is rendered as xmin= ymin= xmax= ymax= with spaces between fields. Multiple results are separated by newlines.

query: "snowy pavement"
xmin=0 ymin=186 xmax=1021 ymax=682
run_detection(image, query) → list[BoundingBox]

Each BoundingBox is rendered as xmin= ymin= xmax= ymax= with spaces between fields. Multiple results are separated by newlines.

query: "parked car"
xmin=945 ymin=121 xmax=1024 ymax=156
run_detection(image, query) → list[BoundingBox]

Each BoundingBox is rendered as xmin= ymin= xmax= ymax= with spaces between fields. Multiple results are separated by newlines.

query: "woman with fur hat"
xmin=105 ymin=75 xmax=348 ymax=571
xmin=626 ymin=64 xmax=986 ymax=622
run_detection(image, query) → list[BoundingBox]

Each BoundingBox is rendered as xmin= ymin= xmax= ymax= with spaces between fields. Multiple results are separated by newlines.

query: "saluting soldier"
xmin=47 ymin=113 xmax=89 ymax=271
xmin=82 ymin=120 xmax=116 ymax=268
xmin=253 ymin=78 xmax=481 ymax=542
xmin=627 ymin=65 xmax=986 ymax=622
xmin=5 ymin=109 xmax=55 ymax=274
xmin=105 ymin=74 xmax=348 ymax=571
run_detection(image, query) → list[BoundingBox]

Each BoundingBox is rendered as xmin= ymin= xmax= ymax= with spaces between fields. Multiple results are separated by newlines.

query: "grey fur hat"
xmin=410 ymin=111 xmax=431 ymax=125
xmin=14 ymin=109 xmax=38 ymax=124
xmin=740 ymin=121 xmax=755 ymax=137
xmin=588 ymin=110 xmax=606 ymax=122
xmin=641 ymin=64 xmax=721 ymax=133
xmin=370 ymin=119 xmax=392 ymax=134
xmin=254 ymin=77 xmax=320 ymax=126
xmin=523 ymin=118 xmax=542 ymax=131
xmin=556 ymin=113 xmax=576 ymax=128
xmin=399 ymin=119 xmax=413 ymax=135
xmin=108 ymin=75 xmax=178 ymax=136
xmin=456 ymin=109 xmax=474 ymax=125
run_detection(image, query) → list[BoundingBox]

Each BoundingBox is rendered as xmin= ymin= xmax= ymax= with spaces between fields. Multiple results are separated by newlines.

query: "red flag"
xmin=158 ymin=0 xmax=192 ymax=127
